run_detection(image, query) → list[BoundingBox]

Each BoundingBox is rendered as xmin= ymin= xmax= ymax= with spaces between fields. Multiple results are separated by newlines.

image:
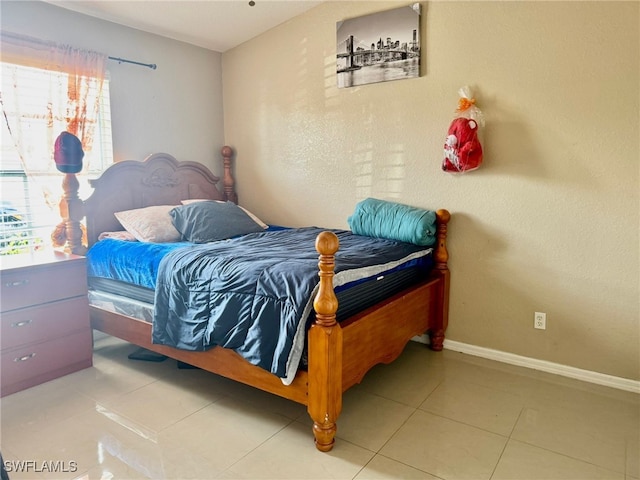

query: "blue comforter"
xmin=149 ymin=227 xmax=432 ymax=384
xmin=87 ymin=239 xmax=190 ymax=289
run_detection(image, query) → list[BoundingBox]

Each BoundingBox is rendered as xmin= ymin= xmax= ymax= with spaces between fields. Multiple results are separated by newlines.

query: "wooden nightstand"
xmin=0 ymin=250 xmax=92 ymax=397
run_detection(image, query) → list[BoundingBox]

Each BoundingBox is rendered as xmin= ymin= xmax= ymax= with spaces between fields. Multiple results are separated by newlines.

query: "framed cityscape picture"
xmin=336 ymin=3 xmax=421 ymax=88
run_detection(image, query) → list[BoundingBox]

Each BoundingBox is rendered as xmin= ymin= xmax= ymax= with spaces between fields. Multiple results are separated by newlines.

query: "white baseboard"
xmin=411 ymin=335 xmax=639 ymax=394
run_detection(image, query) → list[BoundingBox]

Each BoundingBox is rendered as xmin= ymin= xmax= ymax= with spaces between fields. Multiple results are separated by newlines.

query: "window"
xmin=0 ymin=62 xmax=112 ymax=255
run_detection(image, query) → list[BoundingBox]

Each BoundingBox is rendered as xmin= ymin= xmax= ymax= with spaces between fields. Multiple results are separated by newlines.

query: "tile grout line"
xmin=488 ymin=406 xmax=527 ymax=479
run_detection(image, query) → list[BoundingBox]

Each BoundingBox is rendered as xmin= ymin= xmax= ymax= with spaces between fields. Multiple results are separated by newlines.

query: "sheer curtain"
xmin=0 ymin=32 xmax=107 ymax=207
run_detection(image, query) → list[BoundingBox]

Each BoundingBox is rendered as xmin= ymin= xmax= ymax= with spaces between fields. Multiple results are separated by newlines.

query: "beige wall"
xmin=1 ymin=1 xmax=225 ymax=174
xmin=223 ymin=1 xmax=640 ymax=381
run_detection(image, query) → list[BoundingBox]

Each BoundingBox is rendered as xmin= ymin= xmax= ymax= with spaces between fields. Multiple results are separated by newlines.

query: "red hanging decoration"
xmin=442 ymin=86 xmax=484 ymax=174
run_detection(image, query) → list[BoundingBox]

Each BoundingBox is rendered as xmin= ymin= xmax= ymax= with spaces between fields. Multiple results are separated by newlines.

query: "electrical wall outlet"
xmin=534 ymin=312 xmax=546 ymax=330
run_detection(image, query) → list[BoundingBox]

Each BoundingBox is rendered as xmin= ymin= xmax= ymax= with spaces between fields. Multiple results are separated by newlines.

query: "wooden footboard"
xmin=307 ymin=210 xmax=450 ymax=450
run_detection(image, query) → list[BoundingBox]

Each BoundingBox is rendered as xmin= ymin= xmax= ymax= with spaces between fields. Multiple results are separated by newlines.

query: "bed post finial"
xmin=221 ymin=146 xmax=238 ymax=204
xmin=308 ymin=231 xmax=342 ymax=452
xmin=435 ymin=209 xmax=450 ymax=270
xmin=50 ymin=131 xmax=86 ymax=254
xmin=313 ymin=232 xmax=339 ymax=327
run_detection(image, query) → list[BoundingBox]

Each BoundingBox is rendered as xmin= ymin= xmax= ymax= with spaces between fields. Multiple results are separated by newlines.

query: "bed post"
xmin=308 ymin=231 xmax=342 ymax=452
xmin=221 ymin=146 xmax=238 ymax=204
xmin=429 ymin=209 xmax=451 ymax=351
xmin=52 ymin=173 xmax=86 ymax=255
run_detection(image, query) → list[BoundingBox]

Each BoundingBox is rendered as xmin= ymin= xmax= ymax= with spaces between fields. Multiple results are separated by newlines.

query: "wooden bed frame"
xmin=58 ymin=146 xmax=451 ymax=452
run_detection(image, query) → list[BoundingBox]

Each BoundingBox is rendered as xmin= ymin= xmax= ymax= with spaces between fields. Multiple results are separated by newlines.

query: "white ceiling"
xmin=43 ymin=0 xmax=322 ymax=53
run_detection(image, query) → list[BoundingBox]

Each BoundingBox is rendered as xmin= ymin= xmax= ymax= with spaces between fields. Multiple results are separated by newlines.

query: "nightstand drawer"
xmin=1 ymin=297 xmax=90 ymax=350
xmin=1 ymin=330 xmax=92 ymax=397
xmin=1 ymin=261 xmax=87 ymax=312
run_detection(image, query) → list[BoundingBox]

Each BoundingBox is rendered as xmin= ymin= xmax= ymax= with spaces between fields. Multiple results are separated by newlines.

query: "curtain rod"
xmin=108 ymin=56 xmax=157 ymax=70
xmin=2 ymin=32 xmax=157 ymax=71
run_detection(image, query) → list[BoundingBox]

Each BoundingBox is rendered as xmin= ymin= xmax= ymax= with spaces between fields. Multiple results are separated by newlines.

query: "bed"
xmin=60 ymin=146 xmax=451 ymax=451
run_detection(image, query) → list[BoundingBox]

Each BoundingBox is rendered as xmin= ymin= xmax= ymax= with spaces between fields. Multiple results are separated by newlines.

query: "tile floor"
xmin=1 ymin=335 xmax=638 ymax=480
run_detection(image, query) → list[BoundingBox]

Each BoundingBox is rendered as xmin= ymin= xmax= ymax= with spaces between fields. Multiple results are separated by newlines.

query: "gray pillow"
xmin=170 ymin=201 xmax=264 ymax=243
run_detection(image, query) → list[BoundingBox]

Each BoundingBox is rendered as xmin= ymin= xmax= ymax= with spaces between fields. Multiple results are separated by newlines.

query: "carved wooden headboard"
xmin=60 ymin=146 xmax=237 ymax=251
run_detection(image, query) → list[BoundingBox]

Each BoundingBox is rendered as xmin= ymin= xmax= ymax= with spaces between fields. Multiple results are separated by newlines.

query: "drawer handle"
xmin=13 ymin=353 xmax=36 ymax=363
xmin=10 ymin=319 xmax=33 ymax=328
xmin=5 ymin=279 xmax=30 ymax=288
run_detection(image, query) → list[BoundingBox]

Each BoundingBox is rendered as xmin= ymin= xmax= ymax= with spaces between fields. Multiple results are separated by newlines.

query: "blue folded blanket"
xmin=347 ymin=198 xmax=437 ymax=247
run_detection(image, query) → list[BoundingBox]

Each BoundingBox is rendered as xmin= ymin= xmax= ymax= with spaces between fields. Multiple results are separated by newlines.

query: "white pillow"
xmin=114 ymin=205 xmax=182 ymax=243
xmin=181 ymin=199 xmax=268 ymax=229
